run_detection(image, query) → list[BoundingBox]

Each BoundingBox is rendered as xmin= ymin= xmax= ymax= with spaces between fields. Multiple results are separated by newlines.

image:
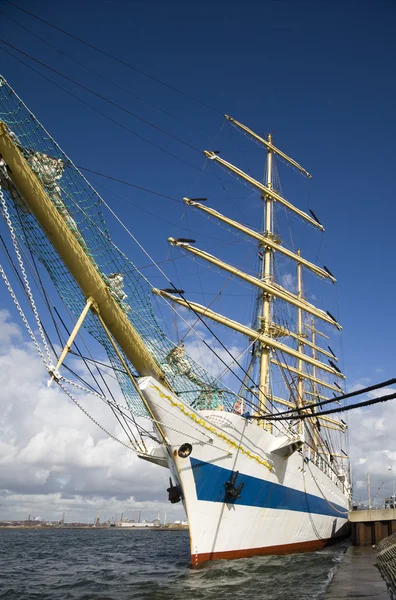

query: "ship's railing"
xmin=309 ymin=449 xmax=345 ymax=494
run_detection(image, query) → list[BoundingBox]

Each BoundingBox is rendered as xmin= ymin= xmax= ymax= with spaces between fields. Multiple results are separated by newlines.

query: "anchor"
xmin=167 ymin=477 xmax=182 ymax=504
xmin=224 ymin=470 xmax=244 ymax=502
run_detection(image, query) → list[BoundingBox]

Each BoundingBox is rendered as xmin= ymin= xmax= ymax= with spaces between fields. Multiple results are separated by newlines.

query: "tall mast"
xmin=170 ymin=117 xmax=346 ymax=423
xmin=297 ymin=250 xmax=304 ymax=435
xmin=259 ymin=135 xmax=273 ymax=419
xmin=311 ymin=317 xmax=318 ymax=448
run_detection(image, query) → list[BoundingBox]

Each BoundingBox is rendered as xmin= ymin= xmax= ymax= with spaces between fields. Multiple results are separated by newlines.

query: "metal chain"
xmin=0 ymin=267 xmax=137 ymax=453
xmin=60 ymin=375 xmax=113 ymax=403
xmin=56 ymin=378 xmax=136 ymax=452
xmin=59 ymin=375 xmax=147 ymax=452
xmin=0 ymin=188 xmax=142 ymax=453
xmin=0 ymin=262 xmax=49 ymax=366
xmin=0 ymin=186 xmax=52 ymax=365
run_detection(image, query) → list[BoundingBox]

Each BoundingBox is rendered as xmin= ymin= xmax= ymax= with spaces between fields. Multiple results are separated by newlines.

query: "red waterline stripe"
xmin=191 ymin=538 xmax=329 ymax=567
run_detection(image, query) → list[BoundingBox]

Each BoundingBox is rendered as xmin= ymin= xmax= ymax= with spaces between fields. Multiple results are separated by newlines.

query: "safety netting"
xmin=0 ymin=75 xmax=236 ymax=416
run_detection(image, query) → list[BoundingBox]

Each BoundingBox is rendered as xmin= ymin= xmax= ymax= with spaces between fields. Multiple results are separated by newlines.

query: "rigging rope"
xmin=0 ymin=10 xmax=207 ymax=135
xmin=56 ymin=378 xmax=137 ymax=451
xmin=257 ymin=378 xmax=396 ymax=419
xmin=4 ymin=0 xmax=223 ymax=115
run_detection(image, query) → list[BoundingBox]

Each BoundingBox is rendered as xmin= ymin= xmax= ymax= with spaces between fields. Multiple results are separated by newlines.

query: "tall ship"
xmin=0 ymin=76 xmax=351 ymax=566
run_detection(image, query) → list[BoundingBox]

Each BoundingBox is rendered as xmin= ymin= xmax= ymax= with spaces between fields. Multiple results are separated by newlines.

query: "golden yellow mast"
xmin=0 ymin=122 xmax=166 ymax=384
xmin=297 ymin=250 xmax=304 ymax=434
xmin=259 ymin=134 xmax=274 ymax=421
xmin=311 ymin=317 xmax=318 ymax=447
xmin=174 ymin=118 xmax=345 ymax=421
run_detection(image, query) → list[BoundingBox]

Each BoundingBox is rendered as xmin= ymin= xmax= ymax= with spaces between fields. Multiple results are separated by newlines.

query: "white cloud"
xmin=0 ymin=312 xmax=184 ymax=523
xmin=280 ymin=272 xmax=296 ymax=292
xmin=2 ymin=309 xmax=396 ymax=518
xmin=0 ymin=309 xmax=21 ymax=343
xmin=348 ymin=384 xmax=396 ymax=506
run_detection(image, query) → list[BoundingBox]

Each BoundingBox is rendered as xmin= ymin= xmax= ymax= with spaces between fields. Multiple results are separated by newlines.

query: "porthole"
xmin=178 ymin=443 xmax=192 ymax=458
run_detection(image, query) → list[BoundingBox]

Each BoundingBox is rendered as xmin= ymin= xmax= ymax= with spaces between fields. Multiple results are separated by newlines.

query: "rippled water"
xmin=0 ymin=529 xmax=348 ymax=600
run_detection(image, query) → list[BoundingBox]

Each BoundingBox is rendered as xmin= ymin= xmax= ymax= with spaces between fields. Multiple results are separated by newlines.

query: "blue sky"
xmin=0 ymin=0 xmax=395 ymax=514
xmin=1 ymin=0 xmax=395 ymax=379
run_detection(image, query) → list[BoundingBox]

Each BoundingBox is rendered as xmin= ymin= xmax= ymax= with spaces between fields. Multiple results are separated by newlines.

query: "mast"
xmin=165 ymin=116 xmax=346 ymax=430
xmin=297 ymin=250 xmax=304 ymax=434
xmin=311 ymin=317 xmax=318 ymax=448
xmin=259 ymin=134 xmax=273 ymax=419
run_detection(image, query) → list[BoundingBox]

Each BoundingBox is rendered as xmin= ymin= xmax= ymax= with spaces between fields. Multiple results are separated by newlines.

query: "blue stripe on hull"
xmin=190 ymin=457 xmax=348 ymax=518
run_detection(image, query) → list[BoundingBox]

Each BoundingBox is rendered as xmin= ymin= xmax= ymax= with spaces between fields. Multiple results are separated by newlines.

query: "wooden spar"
xmin=169 ymin=239 xmax=342 ymax=330
xmin=318 ymin=453 xmax=349 ymax=459
xmin=305 ymin=390 xmax=331 ymax=401
xmin=270 ymin=322 xmax=338 ymax=360
xmin=49 ymin=297 xmax=95 ymax=384
xmin=0 ymin=122 xmax=166 ymax=382
xmin=153 ymin=289 xmax=344 ymax=378
xmin=270 ymin=358 xmax=343 ymax=392
xmin=225 ymin=115 xmax=312 ymax=179
xmin=184 ymin=198 xmax=335 ymax=282
xmin=303 ymin=321 xmax=329 ymax=340
xmin=204 ymin=151 xmax=323 ymax=231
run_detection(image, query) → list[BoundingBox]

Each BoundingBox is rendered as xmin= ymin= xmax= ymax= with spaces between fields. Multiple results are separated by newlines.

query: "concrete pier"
xmin=350 ymin=509 xmax=396 ymax=546
xmin=324 ymin=546 xmax=389 ymax=599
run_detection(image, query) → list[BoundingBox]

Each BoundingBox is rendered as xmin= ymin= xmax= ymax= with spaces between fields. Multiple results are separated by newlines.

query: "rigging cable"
xmin=0 ymin=40 xmax=201 ymax=153
xmin=0 ymin=79 xmax=261 ymax=418
xmin=56 ymin=378 xmax=137 ymax=451
xmin=0 ymin=192 xmax=147 ymax=449
xmin=0 ymin=45 xmax=203 ymax=173
xmin=261 ymin=377 xmax=396 ymax=417
xmin=52 ymin=305 xmax=145 ymax=450
xmin=78 ymin=181 xmax=274 ymax=414
xmin=1 ymin=73 xmax=291 ymax=422
xmin=4 ymin=0 xmax=224 ymax=115
xmin=259 ymin=386 xmax=396 ymax=420
xmin=0 ymin=11 xmax=207 ymax=134
xmin=86 ymin=176 xmax=224 ymax=243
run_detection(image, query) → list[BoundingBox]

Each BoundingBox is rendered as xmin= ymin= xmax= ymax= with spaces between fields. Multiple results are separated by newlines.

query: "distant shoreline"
xmin=0 ymin=525 xmax=189 ymax=531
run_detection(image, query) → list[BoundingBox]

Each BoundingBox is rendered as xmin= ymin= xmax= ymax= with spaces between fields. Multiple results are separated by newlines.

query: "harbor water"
xmin=0 ymin=528 xmax=349 ymax=600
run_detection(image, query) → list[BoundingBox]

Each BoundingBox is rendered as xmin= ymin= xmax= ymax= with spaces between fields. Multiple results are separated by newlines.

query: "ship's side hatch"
xmin=269 ymin=435 xmax=303 ymax=459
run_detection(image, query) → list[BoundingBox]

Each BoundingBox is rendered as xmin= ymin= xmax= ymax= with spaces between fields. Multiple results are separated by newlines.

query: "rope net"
xmin=0 ymin=75 xmax=235 ymax=416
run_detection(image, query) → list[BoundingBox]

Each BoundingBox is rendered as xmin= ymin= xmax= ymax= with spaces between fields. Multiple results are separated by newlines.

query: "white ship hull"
xmin=139 ymin=377 xmax=350 ymax=567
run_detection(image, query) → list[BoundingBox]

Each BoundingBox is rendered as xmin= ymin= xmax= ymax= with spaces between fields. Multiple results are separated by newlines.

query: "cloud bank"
xmin=0 ymin=310 xmax=184 ymax=523
xmin=0 ymin=308 xmax=395 ymax=522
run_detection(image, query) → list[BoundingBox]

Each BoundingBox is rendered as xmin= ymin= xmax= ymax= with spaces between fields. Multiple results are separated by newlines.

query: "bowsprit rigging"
xmin=0 ymin=75 xmax=237 ymax=415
